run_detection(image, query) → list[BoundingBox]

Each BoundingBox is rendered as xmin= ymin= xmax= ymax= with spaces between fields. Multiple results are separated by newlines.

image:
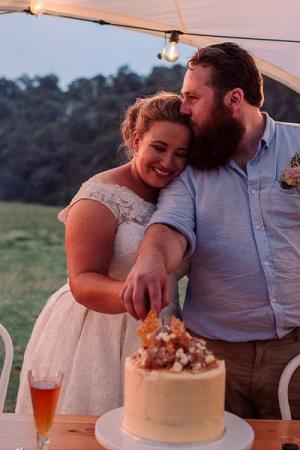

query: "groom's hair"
xmin=188 ymin=42 xmax=264 ymax=108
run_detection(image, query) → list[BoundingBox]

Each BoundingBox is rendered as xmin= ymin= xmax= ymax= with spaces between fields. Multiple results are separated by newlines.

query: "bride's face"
xmin=133 ymin=120 xmax=191 ymax=188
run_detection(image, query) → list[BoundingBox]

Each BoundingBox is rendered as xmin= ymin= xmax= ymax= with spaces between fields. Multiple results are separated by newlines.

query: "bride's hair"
xmin=121 ymin=91 xmax=190 ymax=158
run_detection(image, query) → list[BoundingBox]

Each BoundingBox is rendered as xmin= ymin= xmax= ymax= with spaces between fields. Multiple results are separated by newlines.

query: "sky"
xmin=0 ymin=13 xmax=194 ymax=88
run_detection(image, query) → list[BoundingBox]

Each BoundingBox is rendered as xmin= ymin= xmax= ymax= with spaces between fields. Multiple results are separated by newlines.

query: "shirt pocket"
xmin=271 ymin=182 xmax=300 ymax=228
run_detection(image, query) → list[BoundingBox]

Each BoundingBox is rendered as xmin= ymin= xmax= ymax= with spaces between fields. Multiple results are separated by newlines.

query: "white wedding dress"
xmin=16 ymin=178 xmax=182 ymax=415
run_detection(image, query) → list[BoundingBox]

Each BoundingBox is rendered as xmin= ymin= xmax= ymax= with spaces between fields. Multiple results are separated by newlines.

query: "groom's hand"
xmin=120 ymin=223 xmax=187 ymax=321
xmin=120 ymin=253 xmax=170 ymax=321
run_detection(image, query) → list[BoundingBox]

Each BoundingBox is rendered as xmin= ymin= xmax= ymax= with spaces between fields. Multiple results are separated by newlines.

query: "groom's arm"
xmin=121 ymin=171 xmax=196 ymax=320
xmin=120 ymin=223 xmax=187 ymax=320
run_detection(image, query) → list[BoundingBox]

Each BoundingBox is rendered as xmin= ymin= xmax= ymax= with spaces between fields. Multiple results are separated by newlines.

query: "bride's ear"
xmin=132 ymin=131 xmax=140 ymax=155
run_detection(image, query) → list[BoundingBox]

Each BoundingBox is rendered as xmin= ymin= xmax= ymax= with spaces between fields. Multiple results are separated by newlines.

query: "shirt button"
xmin=251 ymin=188 xmax=257 ymax=194
xmin=264 ymin=260 xmax=270 ymax=266
xmin=255 ymin=224 xmax=261 ymax=230
xmin=271 ymin=298 xmax=277 ymax=303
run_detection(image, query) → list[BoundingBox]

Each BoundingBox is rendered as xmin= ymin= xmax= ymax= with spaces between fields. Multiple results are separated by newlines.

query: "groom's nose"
xmin=180 ymin=101 xmax=191 ymax=117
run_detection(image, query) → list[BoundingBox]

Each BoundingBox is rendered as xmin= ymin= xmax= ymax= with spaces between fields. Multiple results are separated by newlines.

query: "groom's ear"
xmin=224 ymin=88 xmax=244 ymax=113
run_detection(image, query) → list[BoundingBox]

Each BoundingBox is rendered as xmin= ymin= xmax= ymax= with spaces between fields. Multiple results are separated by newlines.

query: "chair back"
xmin=278 ymin=354 xmax=300 ymax=419
xmin=0 ymin=323 xmax=13 ymax=412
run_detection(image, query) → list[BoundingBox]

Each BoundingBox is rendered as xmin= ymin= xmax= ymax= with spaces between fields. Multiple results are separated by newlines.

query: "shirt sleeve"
xmin=148 ymin=176 xmax=196 ymax=257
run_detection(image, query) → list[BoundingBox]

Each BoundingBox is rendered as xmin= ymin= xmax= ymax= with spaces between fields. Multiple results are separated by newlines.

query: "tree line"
xmin=1 ymin=65 xmax=299 ymax=206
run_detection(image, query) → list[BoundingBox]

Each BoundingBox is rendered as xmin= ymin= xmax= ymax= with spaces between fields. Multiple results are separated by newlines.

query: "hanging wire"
xmin=96 ymin=19 xmax=300 ymax=44
xmin=17 ymin=10 xmax=300 ymax=44
xmin=183 ymin=31 xmax=300 ymax=44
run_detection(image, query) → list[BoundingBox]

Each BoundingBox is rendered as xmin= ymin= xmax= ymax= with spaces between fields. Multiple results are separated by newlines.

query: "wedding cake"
xmin=122 ymin=310 xmax=225 ymax=443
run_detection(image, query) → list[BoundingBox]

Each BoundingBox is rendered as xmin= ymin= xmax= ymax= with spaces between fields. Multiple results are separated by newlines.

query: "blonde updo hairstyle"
xmin=121 ymin=91 xmax=190 ymax=158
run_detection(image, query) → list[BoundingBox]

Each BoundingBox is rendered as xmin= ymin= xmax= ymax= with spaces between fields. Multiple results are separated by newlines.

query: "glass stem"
xmin=36 ymin=432 xmax=49 ymax=450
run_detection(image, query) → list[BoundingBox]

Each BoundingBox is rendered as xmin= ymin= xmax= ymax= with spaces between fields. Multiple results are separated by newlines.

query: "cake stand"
xmin=95 ymin=407 xmax=254 ymax=450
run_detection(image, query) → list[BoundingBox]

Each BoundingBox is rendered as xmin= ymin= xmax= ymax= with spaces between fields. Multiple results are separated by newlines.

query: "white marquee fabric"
xmin=1 ymin=0 xmax=300 ymax=92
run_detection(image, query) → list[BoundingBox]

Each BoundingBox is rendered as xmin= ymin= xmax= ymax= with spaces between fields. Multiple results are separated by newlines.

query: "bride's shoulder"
xmin=93 ymin=162 xmax=136 ymax=183
xmin=87 ymin=168 xmax=134 ymax=200
xmin=91 ymin=165 xmax=125 ymax=185
xmin=58 ymin=170 xmax=125 ymax=224
xmin=59 ymin=168 xmax=154 ymax=225
xmin=90 ymin=167 xmax=155 ymax=207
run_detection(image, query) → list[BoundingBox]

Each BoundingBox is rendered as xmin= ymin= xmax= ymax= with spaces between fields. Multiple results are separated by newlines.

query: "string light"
xmin=157 ymin=31 xmax=180 ymax=62
xmin=29 ymin=0 xmax=45 ymax=15
xmin=20 ymin=11 xmax=300 ymax=63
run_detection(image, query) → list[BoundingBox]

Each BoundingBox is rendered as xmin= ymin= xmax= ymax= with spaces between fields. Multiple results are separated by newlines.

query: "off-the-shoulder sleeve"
xmin=58 ymin=180 xmax=120 ymax=224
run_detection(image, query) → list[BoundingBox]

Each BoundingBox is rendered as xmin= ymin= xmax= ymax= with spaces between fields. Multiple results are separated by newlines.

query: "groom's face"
xmin=180 ymin=65 xmax=217 ymax=136
xmin=180 ymin=64 xmax=245 ymax=170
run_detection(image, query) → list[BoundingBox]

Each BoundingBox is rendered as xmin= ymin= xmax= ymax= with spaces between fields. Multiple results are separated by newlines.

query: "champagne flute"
xmin=28 ymin=368 xmax=63 ymax=450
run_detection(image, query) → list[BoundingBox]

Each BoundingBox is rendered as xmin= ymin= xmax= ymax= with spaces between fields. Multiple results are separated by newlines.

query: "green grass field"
xmin=0 ymin=201 xmax=187 ymax=412
xmin=0 ymin=202 xmax=67 ymax=411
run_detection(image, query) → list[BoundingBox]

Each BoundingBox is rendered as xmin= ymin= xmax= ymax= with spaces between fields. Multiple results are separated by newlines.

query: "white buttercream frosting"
xmin=123 ymin=313 xmax=226 ymax=443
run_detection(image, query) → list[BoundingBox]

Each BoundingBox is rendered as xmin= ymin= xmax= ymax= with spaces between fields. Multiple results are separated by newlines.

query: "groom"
xmin=120 ymin=42 xmax=300 ymax=419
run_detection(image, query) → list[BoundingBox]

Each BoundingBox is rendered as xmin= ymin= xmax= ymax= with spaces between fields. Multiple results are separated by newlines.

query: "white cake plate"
xmin=95 ymin=407 xmax=254 ymax=450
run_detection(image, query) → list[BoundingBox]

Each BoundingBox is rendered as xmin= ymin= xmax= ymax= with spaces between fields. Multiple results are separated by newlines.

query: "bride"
xmin=16 ymin=91 xmax=191 ymax=415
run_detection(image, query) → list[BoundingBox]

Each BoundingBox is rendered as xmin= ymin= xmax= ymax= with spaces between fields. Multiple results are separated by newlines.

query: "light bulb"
xmin=157 ymin=31 xmax=180 ymax=63
xmin=30 ymin=0 xmax=45 ymax=15
xmin=164 ymin=41 xmax=180 ymax=62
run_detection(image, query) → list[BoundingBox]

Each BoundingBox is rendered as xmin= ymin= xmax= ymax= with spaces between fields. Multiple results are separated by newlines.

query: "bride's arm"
xmin=65 ymin=198 xmax=126 ymax=314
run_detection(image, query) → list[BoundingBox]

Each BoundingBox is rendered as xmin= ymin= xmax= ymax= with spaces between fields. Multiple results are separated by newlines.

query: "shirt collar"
xmin=260 ymin=112 xmax=276 ymax=150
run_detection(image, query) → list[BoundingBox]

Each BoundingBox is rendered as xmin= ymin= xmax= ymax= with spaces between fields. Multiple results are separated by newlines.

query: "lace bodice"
xmin=58 ymin=178 xmax=156 ymax=280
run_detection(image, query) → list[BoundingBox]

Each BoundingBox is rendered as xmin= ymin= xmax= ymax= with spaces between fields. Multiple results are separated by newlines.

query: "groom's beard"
xmin=188 ymin=103 xmax=245 ymax=171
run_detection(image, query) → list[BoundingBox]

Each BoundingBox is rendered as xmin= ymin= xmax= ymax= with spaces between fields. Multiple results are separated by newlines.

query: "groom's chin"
xmin=188 ymin=116 xmax=245 ymax=171
xmin=188 ymin=134 xmax=238 ymax=171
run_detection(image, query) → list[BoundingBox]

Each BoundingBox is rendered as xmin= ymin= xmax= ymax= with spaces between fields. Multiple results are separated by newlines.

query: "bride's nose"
xmin=160 ymin=153 xmax=174 ymax=169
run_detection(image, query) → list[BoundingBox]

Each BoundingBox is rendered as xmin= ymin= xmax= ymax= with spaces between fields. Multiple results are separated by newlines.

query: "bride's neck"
xmin=125 ymin=162 xmax=159 ymax=203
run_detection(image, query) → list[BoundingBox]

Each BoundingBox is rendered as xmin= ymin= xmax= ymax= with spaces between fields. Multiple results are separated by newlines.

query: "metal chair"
xmin=278 ymin=354 xmax=300 ymax=419
xmin=0 ymin=323 xmax=14 ymax=412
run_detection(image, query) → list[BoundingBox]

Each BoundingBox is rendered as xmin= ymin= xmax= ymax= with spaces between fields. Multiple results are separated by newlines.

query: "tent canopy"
xmin=1 ymin=0 xmax=300 ymax=93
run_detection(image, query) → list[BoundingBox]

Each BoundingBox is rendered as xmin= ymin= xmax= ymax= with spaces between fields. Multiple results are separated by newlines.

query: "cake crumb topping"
xmin=132 ymin=309 xmax=218 ymax=372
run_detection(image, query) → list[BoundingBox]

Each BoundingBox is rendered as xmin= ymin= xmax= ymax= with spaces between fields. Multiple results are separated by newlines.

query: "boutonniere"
xmin=281 ymin=153 xmax=300 ymax=189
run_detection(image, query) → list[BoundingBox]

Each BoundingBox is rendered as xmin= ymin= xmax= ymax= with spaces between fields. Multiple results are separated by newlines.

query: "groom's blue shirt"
xmin=149 ymin=113 xmax=300 ymax=341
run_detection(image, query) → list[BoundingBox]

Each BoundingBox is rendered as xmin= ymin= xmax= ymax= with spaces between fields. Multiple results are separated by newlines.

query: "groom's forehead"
xmin=182 ymin=66 xmax=213 ymax=93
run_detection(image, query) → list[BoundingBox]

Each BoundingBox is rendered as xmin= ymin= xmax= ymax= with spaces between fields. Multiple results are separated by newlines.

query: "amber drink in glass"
xmin=28 ymin=368 xmax=63 ymax=449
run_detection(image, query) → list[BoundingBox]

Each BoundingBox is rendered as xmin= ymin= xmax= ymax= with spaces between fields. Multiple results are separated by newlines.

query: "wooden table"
xmin=1 ymin=413 xmax=300 ymax=450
